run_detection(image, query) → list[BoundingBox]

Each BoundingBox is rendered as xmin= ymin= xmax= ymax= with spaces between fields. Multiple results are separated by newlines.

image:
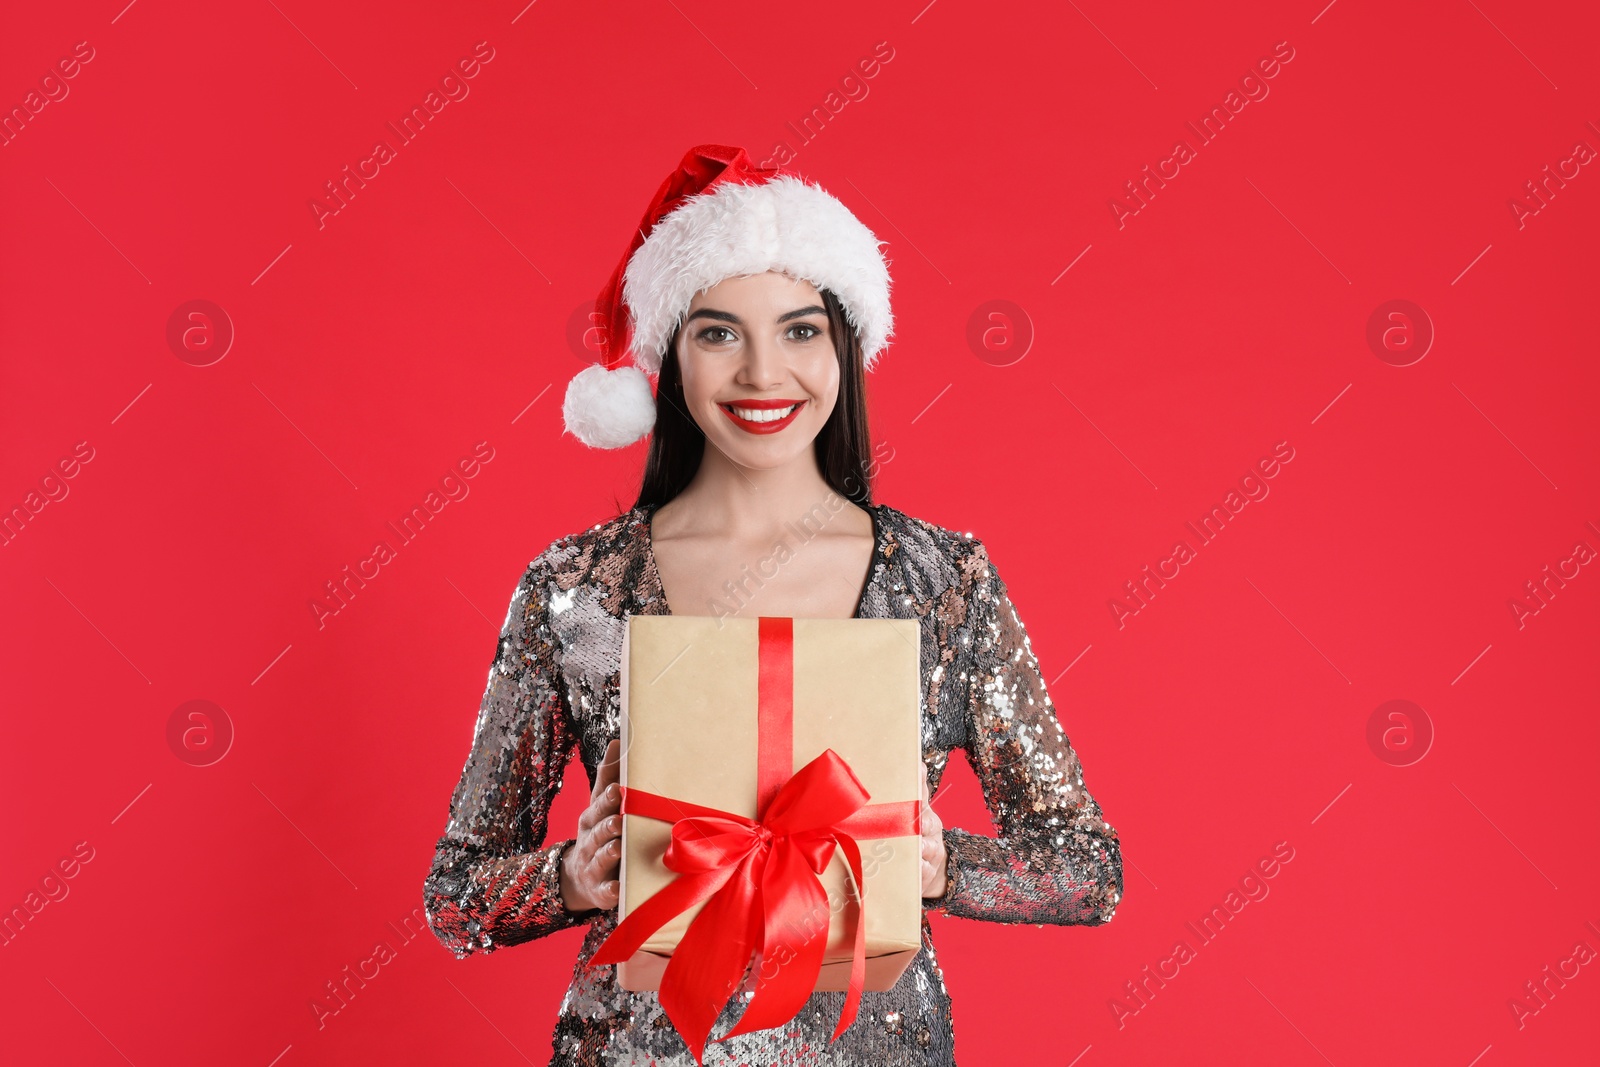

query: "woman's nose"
xmin=736 ymin=332 xmax=786 ymax=388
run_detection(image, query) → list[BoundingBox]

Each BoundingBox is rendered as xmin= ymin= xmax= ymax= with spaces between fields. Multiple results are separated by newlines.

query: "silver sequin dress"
xmin=423 ymin=501 xmax=1123 ymax=1065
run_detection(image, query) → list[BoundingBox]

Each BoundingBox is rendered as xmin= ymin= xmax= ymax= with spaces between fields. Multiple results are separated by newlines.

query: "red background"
xmin=3 ymin=1 xmax=1597 ymax=1063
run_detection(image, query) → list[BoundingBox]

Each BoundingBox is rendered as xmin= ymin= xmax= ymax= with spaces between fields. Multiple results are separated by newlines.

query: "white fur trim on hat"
xmin=621 ymin=174 xmax=893 ymax=376
xmin=561 ymin=363 xmax=656 ymax=449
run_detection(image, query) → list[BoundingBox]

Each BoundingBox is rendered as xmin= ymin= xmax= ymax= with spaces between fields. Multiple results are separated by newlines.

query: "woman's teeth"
xmin=727 ymin=404 xmax=797 ymax=422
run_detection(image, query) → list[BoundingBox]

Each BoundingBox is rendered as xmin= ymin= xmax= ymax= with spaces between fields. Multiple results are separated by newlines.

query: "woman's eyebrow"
xmin=777 ymin=305 xmax=827 ymax=323
xmin=685 ymin=305 xmax=827 ymax=326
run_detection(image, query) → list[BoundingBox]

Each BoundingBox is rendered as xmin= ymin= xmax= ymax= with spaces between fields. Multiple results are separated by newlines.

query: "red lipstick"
xmin=719 ymin=398 xmax=806 ymax=435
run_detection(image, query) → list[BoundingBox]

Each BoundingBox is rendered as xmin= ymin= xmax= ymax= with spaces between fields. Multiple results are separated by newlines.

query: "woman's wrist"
xmin=556 ymin=839 xmax=594 ymax=914
xmin=922 ymin=829 xmax=960 ymax=907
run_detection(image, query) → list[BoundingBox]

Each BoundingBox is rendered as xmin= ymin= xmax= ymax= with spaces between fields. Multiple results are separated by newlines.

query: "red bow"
xmin=590 ymin=748 xmax=881 ymax=1062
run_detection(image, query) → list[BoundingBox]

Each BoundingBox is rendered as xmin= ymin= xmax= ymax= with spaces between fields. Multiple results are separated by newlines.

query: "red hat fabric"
xmin=593 ymin=145 xmax=781 ymax=374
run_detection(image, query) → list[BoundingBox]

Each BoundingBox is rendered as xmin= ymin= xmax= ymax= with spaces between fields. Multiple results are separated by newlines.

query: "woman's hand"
xmin=560 ymin=738 xmax=623 ymax=913
xmin=919 ymin=760 xmax=948 ymax=899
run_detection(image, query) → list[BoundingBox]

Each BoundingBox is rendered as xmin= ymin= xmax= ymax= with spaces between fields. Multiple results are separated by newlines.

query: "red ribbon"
xmin=588 ymin=616 xmax=919 ymax=1063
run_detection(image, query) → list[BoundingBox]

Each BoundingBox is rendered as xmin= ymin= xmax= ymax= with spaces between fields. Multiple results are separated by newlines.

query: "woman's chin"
xmin=710 ymin=428 xmax=816 ymax=469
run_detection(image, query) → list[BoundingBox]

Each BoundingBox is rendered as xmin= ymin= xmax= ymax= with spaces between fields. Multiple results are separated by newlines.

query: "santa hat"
xmin=561 ymin=144 xmax=895 ymax=449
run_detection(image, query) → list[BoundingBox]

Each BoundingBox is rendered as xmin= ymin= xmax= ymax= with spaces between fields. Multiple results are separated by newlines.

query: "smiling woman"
xmin=423 ymin=145 xmax=1123 ymax=1066
xmin=687 ymin=284 xmax=829 ymax=434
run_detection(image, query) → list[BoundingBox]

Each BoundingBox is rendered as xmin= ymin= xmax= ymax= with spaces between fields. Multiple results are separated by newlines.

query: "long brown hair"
xmin=631 ymin=285 xmax=876 ymax=511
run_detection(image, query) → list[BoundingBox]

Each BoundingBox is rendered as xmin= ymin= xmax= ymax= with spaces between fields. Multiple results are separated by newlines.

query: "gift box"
xmin=590 ymin=614 xmax=923 ymax=1057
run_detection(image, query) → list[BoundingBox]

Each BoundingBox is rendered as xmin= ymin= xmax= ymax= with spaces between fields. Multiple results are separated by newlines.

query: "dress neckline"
xmin=636 ymin=499 xmax=881 ymax=620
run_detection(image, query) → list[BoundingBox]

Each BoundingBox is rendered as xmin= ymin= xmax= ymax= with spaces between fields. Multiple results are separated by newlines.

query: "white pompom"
xmin=562 ymin=363 xmax=657 ymax=449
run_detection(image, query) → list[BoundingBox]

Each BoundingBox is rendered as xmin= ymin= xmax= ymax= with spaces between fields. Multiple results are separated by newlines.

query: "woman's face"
xmin=673 ymin=271 xmax=839 ymax=470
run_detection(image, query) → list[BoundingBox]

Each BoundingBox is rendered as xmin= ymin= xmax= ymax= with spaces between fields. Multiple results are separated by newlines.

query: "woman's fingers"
xmin=918 ymin=761 xmax=944 ymax=895
xmin=591 ymin=837 xmax=623 ymax=907
xmin=920 ymin=823 xmax=947 ymax=896
xmin=582 ymin=812 xmax=623 ymax=883
xmin=596 ymin=782 xmax=621 ymax=820
xmin=594 ymin=738 xmax=622 ymax=798
xmin=566 ymin=739 xmax=627 ymax=911
xmin=578 ymin=786 xmax=620 ymax=841
xmin=919 ymin=761 xmax=941 ymax=836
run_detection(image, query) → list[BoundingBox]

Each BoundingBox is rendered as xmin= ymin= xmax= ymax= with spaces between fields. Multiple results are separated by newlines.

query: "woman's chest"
xmin=543 ymin=583 xmax=969 ymax=772
xmin=650 ymin=529 xmax=877 ymax=620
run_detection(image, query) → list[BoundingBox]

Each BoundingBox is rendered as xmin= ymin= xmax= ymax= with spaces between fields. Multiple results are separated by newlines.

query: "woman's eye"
xmin=698 ymin=326 xmax=735 ymax=344
xmin=788 ymin=323 xmax=822 ymax=341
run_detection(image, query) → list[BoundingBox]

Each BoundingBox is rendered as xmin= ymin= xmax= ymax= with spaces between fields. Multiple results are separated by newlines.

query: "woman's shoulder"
xmin=871 ymin=501 xmax=995 ymax=594
xmin=526 ymin=505 xmax=649 ymax=582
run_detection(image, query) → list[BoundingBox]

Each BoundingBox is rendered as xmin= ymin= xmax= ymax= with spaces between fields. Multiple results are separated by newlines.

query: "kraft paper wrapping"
xmin=615 ymin=615 xmax=924 ymax=993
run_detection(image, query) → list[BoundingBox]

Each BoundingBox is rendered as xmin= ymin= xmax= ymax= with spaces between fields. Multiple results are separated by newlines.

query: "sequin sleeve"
xmin=929 ymin=541 xmax=1123 ymax=927
xmin=422 ymin=553 xmax=596 ymax=957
